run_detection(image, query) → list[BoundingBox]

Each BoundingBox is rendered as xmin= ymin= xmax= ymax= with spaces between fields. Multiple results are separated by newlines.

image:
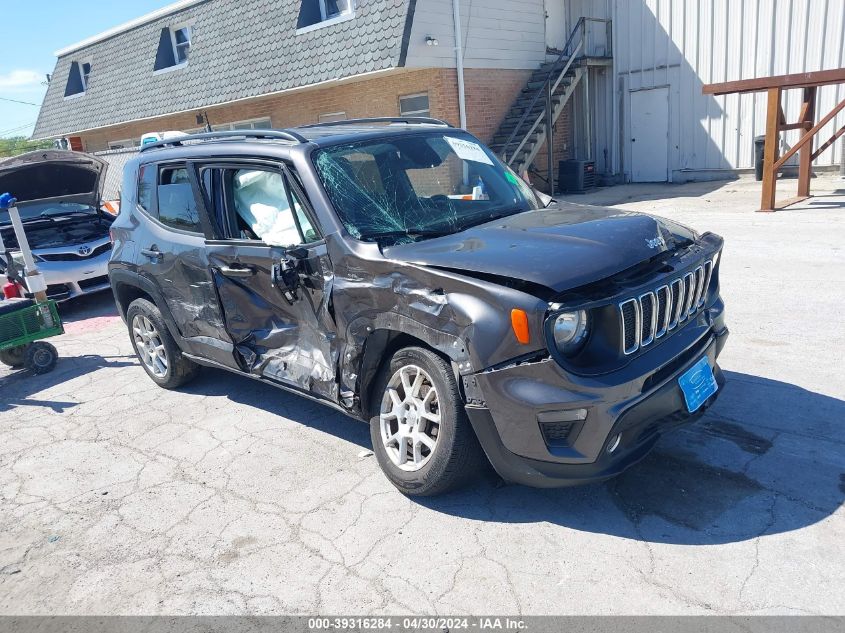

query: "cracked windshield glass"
xmin=313 ymin=132 xmax=541 ymax=244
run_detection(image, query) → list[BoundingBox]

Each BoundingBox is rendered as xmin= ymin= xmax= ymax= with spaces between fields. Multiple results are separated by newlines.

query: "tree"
xmin=0 ymin=136 xmax=55 ymax=158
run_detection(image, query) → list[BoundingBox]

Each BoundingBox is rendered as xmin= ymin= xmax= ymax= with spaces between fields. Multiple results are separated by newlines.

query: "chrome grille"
xmin=618 ymin=260 xmax=713 ymax=355
xmin=699 ymin=261 xmax=713 ymax=308
xmin=620 ymin=299 xmax=639 ymax=355
xmin=682 ymin=272 xmax=695 ymax=317
xmin=639 ymin=292 xmax=656 ymax=346
xmin=38 ymin=242 xmax=112 ymax=262
xmin=655 ymin=285 xmax=671 ymax=338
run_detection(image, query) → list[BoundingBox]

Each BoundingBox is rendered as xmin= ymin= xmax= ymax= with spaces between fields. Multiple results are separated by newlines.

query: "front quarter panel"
xmin=327 ymin=237 xmax=550 ymax=404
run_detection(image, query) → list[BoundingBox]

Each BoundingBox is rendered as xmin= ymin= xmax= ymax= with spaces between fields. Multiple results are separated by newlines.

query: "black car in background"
xmin=108 ymin=119 xmax=728 ymax=496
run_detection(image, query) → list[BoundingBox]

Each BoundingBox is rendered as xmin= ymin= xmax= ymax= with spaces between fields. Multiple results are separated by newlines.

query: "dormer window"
xmin=64 ymin=60 xmax=91 ymax=98
xmin=172 ymin=26 xmax=191 ymax=64
xmin=320 ymin=0 xmax=351 ymax=20
xmin=80 ymin=62 xmax=92 ymax=90
xmin=154 ymin=24 xmax=192 ymax=73
xmin=297 ymin=0 xmax=354 ymax=32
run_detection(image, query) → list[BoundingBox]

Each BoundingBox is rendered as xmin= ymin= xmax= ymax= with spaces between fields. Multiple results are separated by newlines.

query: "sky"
xmin=0 ymin=0 xmax=173 ymax=139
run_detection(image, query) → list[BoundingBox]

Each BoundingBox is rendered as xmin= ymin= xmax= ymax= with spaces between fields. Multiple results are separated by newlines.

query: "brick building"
xmin=33 ymin=0 xmax=592 ymax=191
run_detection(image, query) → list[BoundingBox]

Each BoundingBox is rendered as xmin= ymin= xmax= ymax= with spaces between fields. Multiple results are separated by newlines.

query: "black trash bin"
xmin=753 ymin=135 xmax=766 ymax=181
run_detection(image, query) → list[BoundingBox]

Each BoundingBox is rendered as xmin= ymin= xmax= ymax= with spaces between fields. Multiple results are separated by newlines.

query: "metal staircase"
xmin=490 ymin=17 xmax=612 ymax=180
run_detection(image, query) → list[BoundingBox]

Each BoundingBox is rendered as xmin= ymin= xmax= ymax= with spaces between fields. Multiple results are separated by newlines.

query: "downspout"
xmin=452 ymin=0 xmax=467 ymax=129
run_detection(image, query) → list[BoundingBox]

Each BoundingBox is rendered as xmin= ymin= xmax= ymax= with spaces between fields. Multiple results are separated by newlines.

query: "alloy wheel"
xmin=379 ymin=364 xmax=441 ymax=471
xmin=132 ymin=314 xmax=168 ymax=378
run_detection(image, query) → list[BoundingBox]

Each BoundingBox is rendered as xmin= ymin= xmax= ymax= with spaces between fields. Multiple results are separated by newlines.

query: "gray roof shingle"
xmin=33 ymin=0 xmax=413 ymax=138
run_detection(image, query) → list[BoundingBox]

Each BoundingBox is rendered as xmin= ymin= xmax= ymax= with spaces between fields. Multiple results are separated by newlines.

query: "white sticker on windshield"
xmin=445 ymin=136 xmax=494 ymax=166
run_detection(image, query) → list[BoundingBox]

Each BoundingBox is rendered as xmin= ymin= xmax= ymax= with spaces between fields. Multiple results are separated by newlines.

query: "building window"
xmin=318 ymin=112 xmax=347 ymax=123
xmin=80 ymin=62 xmax=92 ymax=90
xmin=64 ymin=60 xmax=91 ymax=98
xmin=209 ymin=117 xmax=273 ymax=132
xmin=108 ymin=139 xmax=140 ymax=150
xmin=154 ymin=24 xmax=192 ymax=72
xmin=297 ymin=0 xmax=354 ymax=31
xmin=172 ymin=26 xmax=192 ymax=64
xmin=320 ymin=0 xmax=352 ymax=20
xmin=399 ymin=93 xmax=430 ymax=117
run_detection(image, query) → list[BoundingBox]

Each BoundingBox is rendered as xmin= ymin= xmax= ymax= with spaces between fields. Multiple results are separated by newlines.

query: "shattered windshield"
xmin=313 ymin=131 xmax=541 ymax=243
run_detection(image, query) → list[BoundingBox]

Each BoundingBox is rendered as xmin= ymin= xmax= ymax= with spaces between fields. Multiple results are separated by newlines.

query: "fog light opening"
xmin=607 ymin=433 xmax=622 ymax=454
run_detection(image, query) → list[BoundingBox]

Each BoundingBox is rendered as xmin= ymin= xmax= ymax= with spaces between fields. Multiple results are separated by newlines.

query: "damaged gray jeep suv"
xmin=109 ymin=118 xmax=728 ymax=496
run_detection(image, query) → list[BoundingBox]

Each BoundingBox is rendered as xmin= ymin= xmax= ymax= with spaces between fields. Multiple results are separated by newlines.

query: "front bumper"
xmin=38 ymin=254 xmax=111 ymax=301
xmin=464 ymin=306 xmax=729 ymax=487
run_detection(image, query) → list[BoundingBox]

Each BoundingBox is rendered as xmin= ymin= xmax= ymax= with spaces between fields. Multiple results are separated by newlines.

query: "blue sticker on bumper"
xmin=678 ymin=356 xmax=718 ymax=413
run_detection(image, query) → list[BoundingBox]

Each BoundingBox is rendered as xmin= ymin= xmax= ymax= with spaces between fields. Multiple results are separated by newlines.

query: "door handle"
xmin=219 ymin=265 xmax=256 ymax=278
xmin=140 ymin=248 xmax=163 ymax=261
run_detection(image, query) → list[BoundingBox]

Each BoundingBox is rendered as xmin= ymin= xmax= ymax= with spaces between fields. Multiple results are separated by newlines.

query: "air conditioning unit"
xmin=558 ymin=159 xmax=596 ymax=194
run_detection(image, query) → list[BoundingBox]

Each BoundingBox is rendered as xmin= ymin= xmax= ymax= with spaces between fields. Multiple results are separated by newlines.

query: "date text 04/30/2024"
xmin=307 ymin=617 xmax=527 ymax=630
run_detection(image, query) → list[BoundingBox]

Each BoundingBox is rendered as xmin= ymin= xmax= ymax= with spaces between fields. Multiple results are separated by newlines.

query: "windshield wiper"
xmin=357 ymin=228 xmax=456 ymax=244
xmin=41 ymin=210 xmax=97 ymax=218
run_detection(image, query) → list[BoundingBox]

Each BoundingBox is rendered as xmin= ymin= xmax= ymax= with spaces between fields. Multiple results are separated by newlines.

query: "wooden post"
xmin=703 ymin=68 xmax=845 ymax=212
xmin=797 ymin=86 xmax=817 ymax=197
xmin=760 ymin=87 xmax=781 ymax=212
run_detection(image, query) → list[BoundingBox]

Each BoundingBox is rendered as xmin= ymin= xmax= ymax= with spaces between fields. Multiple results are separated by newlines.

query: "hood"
xmin=0 ymin=150 xmax=107 ymax=208
xmin=382 ymin=203 xmax=697 ymax=294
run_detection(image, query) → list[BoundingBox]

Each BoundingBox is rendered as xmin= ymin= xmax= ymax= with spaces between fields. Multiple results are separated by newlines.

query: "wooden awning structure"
xmin=704 ymin=68 xmax=845 ymax=211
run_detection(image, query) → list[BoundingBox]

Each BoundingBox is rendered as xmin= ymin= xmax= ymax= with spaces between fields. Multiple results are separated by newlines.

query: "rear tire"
xmin=0 ymin=345 xmax=27 ymax=368
xmin=126 ymin=298 xmax=199 ymax=389
xmin=370 ymin=346 xmax=484 ymax=496
xmin=24 ymin=342 xmax=58 ymax=374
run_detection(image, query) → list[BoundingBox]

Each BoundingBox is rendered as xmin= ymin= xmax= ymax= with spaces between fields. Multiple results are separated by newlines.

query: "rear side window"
xmin=136 ymin=163 xmax=203 ymax=234
xmin=137 ymin=164 xmax=157 ymax=214
xmin=157 ymin=166 xmax=201 ymax=233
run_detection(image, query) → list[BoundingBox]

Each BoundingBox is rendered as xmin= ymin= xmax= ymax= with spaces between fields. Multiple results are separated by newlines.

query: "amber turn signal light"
xmin=511 ymin=309 xmax=530 ymax=345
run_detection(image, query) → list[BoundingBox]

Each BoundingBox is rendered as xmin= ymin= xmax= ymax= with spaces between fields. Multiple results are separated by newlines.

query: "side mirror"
xmin=271 ymin=252 xmax=302 ymax=305
xmin=533 ymin=188 xmax=555 ymax=208
xmin=287 ymin=246 xmax=309 ymax=260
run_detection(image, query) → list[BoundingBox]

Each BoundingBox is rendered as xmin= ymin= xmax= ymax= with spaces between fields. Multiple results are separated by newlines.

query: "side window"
xmin=137 ymin=164 xmax=157 ymax=216
xmin=157 ymin=166 xmax=202 ymax=233
xmin=291 ymin=188 xmax=318 ymax=243
xmin=229 ymin=168 xmax=318 ymax=247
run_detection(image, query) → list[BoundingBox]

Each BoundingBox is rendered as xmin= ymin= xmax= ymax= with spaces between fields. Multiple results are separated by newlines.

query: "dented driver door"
xmin=196 ymin=161 xmax=338 ymax=401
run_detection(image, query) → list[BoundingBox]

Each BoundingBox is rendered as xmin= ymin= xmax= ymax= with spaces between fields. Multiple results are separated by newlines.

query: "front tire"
xmin=126 ymin=298 xmax=199 ymax=389
xmin=370 ymin=346 xmax=484 ymax=496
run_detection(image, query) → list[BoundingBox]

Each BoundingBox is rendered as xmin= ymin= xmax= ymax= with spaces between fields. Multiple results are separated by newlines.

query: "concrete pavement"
xmin=1 ymin=175 xmax=843 ymax=615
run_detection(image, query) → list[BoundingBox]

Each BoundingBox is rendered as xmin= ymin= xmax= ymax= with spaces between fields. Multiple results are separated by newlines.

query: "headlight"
xmin=552 ymin=309 xmax=589 ymax=355
xmin=9 ymin=251 xmax=42 ymax=267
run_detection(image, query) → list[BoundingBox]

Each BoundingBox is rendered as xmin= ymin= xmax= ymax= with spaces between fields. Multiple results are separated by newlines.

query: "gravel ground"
xmin=1 ymin=175 xmax=843 ymax=615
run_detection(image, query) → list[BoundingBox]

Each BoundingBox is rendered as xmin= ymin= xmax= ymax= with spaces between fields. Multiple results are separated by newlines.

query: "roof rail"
xmin=299 ymin=116 xmax=452 ymax=129
xmin=139 ymin=129 xmax=308 ymax=152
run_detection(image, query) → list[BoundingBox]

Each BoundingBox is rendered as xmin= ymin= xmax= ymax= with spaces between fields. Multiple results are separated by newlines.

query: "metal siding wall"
xmin=609 ymin=0 xmax=844 ymax=180
xmin=407 ymin=0 xmax=547 ymax=70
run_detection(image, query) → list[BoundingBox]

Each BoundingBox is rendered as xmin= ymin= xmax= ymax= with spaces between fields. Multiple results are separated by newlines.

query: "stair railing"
xmin=500 ymin=16 xmax=611 ymax=168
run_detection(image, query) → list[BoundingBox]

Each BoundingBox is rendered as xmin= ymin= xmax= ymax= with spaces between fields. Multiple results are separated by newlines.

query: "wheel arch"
xmin=356 ymin=328 xmax=466 ymax=421
xmin=109 ymin=270 xmax=183 ymax=345
xmin=112 ymin=281 xmax=153 ymax=319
